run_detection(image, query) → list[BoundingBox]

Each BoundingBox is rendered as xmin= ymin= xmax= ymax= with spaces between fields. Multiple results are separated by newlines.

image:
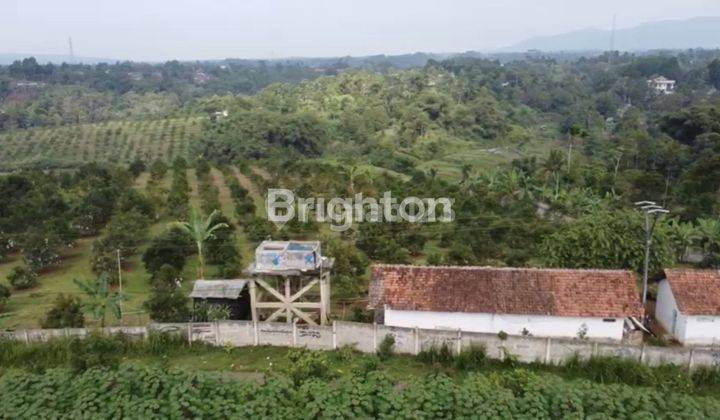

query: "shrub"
xmin=145 ymin=290 xmax=190 ymax=323
xmin=377 ymin=334 xmax=395 ymax=361
xmin=22 ymin=230 xmax=61 ymax=272
xmin=283 ymin=349 xmax=336 ymax=385
xmin=142 ymin=228 xmax=194 ymax=274
xmin=0 ymin=283 xmax=10 ymax=311
xmin=41 ymin=294 xmax=85 ymax=328
xmin=192 ymin=300 xmax=230 ymax=322
xmin=8 ymin=265 xmax=38 ymax=290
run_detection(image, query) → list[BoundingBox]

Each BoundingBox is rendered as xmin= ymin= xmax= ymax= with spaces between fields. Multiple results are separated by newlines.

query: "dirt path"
xmin=186 ymin=168 xmax=202 ymax=211
xmin=250 ymin=165 xmax=271 ymax=181
xmin=133 ymin=171 xmax=150 ymax=190
xmin=231 ymin=166 xmax=265 ymax=216
xmin=209 ymin=168 xmax=237 ymax=223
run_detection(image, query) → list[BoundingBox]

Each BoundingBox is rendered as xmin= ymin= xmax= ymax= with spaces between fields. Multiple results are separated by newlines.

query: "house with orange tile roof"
xmin=369 ymin=265 xmax=643 ymax=342
xmin=656 ymin=269 xmax=720 ymax=346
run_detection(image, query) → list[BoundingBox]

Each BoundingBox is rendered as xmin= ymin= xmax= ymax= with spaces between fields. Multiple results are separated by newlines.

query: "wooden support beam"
xmin=265 ymin=307 xmax=286 ymax=323
xmin=255 ymin=279 xmax=286 ymax=302
xmin=285 ymin=278 xmax=292 ymax=323
xmin=249 ymin=280 xmax=258 ymax=323
xmin=290 ymin=279 xmax=319 ymax=302
xmin=255 ymin=302 xmax=321 ymax=309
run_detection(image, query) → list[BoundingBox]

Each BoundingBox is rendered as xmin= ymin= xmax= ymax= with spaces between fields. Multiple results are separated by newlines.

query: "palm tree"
xmin=73 ymin=274 xmax=126 ymax=328
xmin=171 ymin=208 xmax=229 ymax=279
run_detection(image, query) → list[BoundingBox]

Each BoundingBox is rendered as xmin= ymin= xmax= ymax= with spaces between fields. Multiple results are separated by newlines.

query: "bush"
xmin=8 ymin=265 xmax=38 ymax=290
xmin=68 ymin=333 xmax=122 ymax=372
xmin=144 ymin=290 xmax=190 ymax=322
xmin=283 ymin=349 xmax=336 ymax=385
xmin=0 ymin=283 xmax=10 ymax=311
xmin=377 ymin=334 xmax=395 ymax=361
xmin=41 ymin=294 xmax=85 ymax=328
xmin=142 ymin=228 xmax=194 ymax=274
xmin=22 ymin=230 xmax=61 ymax=272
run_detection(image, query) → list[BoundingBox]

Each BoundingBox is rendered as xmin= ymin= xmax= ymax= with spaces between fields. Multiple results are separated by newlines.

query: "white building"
xmin=369 ymin=265 xmax=643 ymax=342
xmin=655 ymin=269 xmax=720 ymax=346
xmin=648 ymin=76 xmax=676 ymax=94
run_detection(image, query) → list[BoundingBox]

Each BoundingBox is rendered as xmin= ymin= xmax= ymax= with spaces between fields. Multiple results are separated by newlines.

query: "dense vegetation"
xmin=2 ymin=50 xmax=720 ymax=329
xmin=1 ymin=333 xmax=719 ymax=418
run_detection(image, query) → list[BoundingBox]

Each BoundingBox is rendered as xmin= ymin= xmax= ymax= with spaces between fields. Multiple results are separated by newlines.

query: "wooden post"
xmin=214 ymin=321 xmax=220 ymax=346
xmin=292 ymin=320 xmax=298 ymax=347
xmin=253 ymin=321 xmax=259 ymax=346
xmin=320 ymin=272 xmax=330 ymax=325
xmin=544 ymin=337 xmax=552 ymax=364
xmin=332 ymin=321 xmax=337 ymax=350
xmin=249 ymin=280 xmax=258 ymax=323
xmin=187 ymin=322 xmax=193 ymax=346
xmin=285 ymin=277 xmax=292 ymax=323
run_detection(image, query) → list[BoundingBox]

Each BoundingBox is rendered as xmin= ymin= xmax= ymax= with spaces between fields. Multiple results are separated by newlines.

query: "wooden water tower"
xmin=244 ymin=241 xmax=333 ymax=325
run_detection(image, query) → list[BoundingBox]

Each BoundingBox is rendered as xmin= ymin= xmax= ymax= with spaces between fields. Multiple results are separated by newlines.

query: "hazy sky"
xmin=1 ymin=0 xmax=719 ymax=61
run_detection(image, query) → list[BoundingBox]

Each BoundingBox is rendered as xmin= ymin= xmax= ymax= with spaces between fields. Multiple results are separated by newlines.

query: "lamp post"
xmin=635 ymin=201 xmax=669 ymax=306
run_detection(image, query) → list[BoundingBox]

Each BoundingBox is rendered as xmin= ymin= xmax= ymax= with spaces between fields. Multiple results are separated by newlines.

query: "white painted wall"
xmin=384 ymin=307 xmax=626 ymax=341
xmin=656 ymin=279 xmax=720 ymax=346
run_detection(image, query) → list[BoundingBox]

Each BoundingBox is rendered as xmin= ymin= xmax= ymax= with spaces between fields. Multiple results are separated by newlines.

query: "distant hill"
xmin=0 ymin=53 xmax=117 ymax=65
xmin=506 ymin=17 xmax=720 ymax=52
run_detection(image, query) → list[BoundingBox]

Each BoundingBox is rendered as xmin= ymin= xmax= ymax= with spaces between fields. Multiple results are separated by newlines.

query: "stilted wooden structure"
xmin=244 ymin=241 xmax=333 ymax=326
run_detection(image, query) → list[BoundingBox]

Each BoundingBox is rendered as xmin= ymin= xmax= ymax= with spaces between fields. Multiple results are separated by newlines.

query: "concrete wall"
xmin=384 ymin=308 xmax=625 ymax=341
xmin=4 ymin=321 xmax=720 ymax=369
xmin=656 ymin=280 xmax=687 ymax=340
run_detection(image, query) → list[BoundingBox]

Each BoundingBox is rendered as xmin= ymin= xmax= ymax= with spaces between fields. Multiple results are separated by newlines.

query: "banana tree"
xmin=171 ymin=208 xmax=229 ymax=279
xmin=73 ymin=273 xmax=126 ymax=328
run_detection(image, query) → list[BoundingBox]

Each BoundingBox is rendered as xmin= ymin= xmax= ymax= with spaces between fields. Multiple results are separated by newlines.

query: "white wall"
xmin=656 ymin=279 xmax=720 ymax=346
xmin=683 ymin=316 xmax=720 ymax=346
xmin=384 ymin=308 xmax=625 ymax=341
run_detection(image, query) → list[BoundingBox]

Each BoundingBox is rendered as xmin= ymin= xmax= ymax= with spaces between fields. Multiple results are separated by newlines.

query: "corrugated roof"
xmin=370 ymin=265 xmax=643 ymax=318
xmin=189 ymin=280 xmax=248 ymax=299
xmin=664 ymin=269 xmax=720 ymax=315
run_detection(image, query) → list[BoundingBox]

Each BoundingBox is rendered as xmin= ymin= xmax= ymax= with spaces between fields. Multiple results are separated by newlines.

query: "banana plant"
xmin=171 ymin=208 xmax=229 ymax=279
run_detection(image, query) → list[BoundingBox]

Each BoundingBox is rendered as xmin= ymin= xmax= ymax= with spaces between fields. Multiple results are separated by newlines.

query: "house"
xmin=369 ymin=265 xmax=644 ymax=341
xmin=648 ymin=76 xmax=676 ymax=94
xmin=655 ymin=269 xmax=720 ymax=346
xmin=189 ymin=279 xmax=251 ymax=320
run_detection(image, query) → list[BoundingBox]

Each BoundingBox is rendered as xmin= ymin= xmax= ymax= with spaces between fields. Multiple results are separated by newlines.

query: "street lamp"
xmin=635 ymin=201 xmax=670 ymax=306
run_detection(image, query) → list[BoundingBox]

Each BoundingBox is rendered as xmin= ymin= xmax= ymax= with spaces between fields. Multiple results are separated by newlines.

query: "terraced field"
xmin=0 ymin=117 xmax=203 ymax=170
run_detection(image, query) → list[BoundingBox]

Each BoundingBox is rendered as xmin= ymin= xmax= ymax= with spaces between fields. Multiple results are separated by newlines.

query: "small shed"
xmin=189 ymin=280 xmax=251 ymax=320
xmin=656 ymin=269 xmax=720 ymax=346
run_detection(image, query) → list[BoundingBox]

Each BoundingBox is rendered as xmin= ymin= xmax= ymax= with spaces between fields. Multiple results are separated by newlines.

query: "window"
xmin=602 ymin=318 xmax=616 ymax=323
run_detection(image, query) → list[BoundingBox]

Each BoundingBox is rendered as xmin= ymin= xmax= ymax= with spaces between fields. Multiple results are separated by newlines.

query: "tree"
xmin=73 ymin=274 xmax=126 ymax=327
xmin=0 ymin=283 xmax=10 ymax=312
xmin=22 ymin=229 xmax=61 ymax=272
xmin=171 ymin=208 xmax=229 ymax=279
xmin=41 ymin=294 xmax=85 ymax=328
xmin=7 ymin=265 xmax=38 ymax=290
xmin=541 ymin=210 xmax=673 ymax=275
xmin=708 ymin=59 xmax=720 ymax=90
xmin=144 ymin=265 xmax=190 ymax=322
xmin=142 ymin=228 xmax=194 ymax=274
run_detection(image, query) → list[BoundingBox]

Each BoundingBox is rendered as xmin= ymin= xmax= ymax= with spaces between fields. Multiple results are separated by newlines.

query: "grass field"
xmin=0 ymin=117 xmax=203 ymax=170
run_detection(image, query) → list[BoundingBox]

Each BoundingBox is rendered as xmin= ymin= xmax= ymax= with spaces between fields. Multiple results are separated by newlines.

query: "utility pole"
xmin=116 ymin=249 xmax=123 ymax=322
xmin=635 ymin=201 xmax=669 ymax=306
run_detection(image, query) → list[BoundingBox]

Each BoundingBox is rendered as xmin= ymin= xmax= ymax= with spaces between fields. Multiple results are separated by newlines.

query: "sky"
xmin=1 ymin=0 xmax=719 ymax=61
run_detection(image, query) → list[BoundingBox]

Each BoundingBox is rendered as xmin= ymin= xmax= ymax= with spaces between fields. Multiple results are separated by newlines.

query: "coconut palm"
xmin=171 ymin=208 xmax=229 ymax=279
xmin=73 ymin=273 xmax=126 ymax=328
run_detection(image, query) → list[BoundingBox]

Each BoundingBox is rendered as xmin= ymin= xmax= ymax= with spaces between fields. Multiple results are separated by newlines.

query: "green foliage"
xmin=541 ymin=209 xmax=674 ymax=274
xmin=22 ymin=229 xmax=61 ymax=272
xmin=144 ymin=265 xmax=190 ymax=322
xmin=1 ymin=366 xmax=719 ymax=418
xmin=142 ymin=227 xmax=194 ymax=274
xmin=40 ymin=294 xmax=85 ymax=328
xmin=376 ymin=334 xmax=395 ymax=361
xmin=171 ymin=208 xmax=229 ymax=279
xmin=73 ymin=274 xmax=126 ymax=327
xmin=283 ymin=348 xmax=336 ymax=385
xmin=192 ymin=300 xmax=231 ymax=322
xmin=7 ymin=265 xmax=38 ymax=290
xmin=0 ymin=282 xmax=10 ymax=311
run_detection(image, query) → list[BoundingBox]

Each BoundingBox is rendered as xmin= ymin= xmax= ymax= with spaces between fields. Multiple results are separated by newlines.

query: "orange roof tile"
xmin=370 ymin=265 xmax=643 ymax=318
xmin=664 ymin=269 xmax=720 ymax=315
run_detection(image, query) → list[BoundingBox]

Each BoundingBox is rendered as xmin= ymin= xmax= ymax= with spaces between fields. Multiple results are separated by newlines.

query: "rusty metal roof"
xmin=189 ymin=280 xmax=248 ymax=299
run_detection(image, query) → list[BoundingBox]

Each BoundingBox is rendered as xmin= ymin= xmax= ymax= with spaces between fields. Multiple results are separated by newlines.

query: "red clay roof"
xmin=664 ymin=269 xmax=720 ymax=315
xmin=370 ymin=265 xmax=643 ymax=318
